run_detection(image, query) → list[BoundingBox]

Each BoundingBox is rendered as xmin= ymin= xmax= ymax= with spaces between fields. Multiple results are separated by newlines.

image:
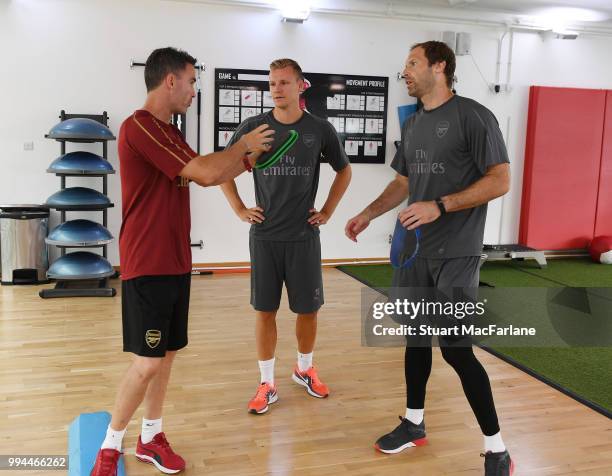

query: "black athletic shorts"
xmin=122 ymin=273 xmax=190 ymax=357
xmin=249 ymin=235 xmax=323 ymax=314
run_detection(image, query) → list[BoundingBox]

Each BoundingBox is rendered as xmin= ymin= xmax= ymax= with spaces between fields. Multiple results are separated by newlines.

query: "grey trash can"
xmin=0 ymin=205 xmax=50 ymax=285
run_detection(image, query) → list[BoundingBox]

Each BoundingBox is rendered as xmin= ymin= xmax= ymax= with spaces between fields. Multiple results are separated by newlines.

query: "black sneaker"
xmin=374 ymin=416 xmax=427 ymax=454
xmin=482 ymin=450 xmax=515 ymax=476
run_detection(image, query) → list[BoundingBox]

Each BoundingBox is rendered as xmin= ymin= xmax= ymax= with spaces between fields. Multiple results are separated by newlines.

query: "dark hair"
xmin=411 ymin=41 xmax=456 ymax=88
xmin=144 ymin=47 xmax=197 ymax=92
xmin=269 ymin=58 xmax=304 ymax=80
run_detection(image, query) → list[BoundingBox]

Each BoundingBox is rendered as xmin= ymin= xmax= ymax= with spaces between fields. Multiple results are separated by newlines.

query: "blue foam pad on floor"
xmin=68 ymin=411 xmax=126 ymax=476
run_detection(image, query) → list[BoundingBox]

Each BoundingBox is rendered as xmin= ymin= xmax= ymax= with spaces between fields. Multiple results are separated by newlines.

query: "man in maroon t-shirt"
xmin=90 ymin=47 xmax=273 ymax=476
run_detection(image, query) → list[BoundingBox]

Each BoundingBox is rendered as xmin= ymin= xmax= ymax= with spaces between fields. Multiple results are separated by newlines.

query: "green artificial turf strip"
xmin=340 ymin=264 xmax=394 ymax=288
xmin=337 ymin=258 xmax=612 ymax=412
xmin=480 ymin=261 xmax=555 ymax=286
xmin=339 ymin=258 xmax=612 ymax=288
xmin=508 ymin=257 xmax=612 ymax=287
xmin=493 ymin=347 xmax=612 ymax=411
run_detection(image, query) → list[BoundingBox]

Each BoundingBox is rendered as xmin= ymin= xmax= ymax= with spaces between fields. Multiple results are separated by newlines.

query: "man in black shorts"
xmin=221 ymin=58 xmax=351 ymax=414
xmin=90 ymin=47 xmax=273 ymax=475
xmin=345 ymin=41 xmax=514 ymax=476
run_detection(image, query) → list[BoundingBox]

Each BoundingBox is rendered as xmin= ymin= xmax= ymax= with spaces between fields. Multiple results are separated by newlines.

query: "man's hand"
xmin=398 ymin=201 xmax=440 ymax=230
xmin=240 ymin=124 xmax=275 ymax=156
xmin=237 ymin=206 xmax=265 ymax=224
xmin=308 ymin=208 xmax=330 ymax=227
xmin=344 ymin=213 xmax=371 ymax=242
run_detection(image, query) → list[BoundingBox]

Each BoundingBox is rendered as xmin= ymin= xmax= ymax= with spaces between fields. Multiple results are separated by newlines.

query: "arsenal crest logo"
xmin=145 ymin=329 xmax=162 ymax=349
xmin=303 ymin=133 xmax=315 ymax=148
xmin=436 ymin=121 xmax=450 ymax=138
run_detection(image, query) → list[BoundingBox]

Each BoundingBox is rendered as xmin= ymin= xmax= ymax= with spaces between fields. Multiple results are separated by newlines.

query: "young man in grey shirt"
xmin=222 ymin=58 xmax=351 ymax=415
xmin=345 ymin=42 xmax=514 ymax=476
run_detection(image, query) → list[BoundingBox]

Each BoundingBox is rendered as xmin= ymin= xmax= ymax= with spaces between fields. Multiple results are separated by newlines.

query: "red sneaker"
xmin=90 ymin=448 xmax=121 ymax=476
xmin=135 ymin=432 xmax=185 ymax=474
xmin=292 ymin=365 xmax=329 ymax=398
xmin=248 ymin=382 xmax=278 ymax=414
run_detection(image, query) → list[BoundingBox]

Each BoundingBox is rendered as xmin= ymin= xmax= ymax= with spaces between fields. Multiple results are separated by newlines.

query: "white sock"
xmin=484 ymin=432 xmax=506 ymax=453
xmin=101 ymin=425 xmax=126 ymax=451
xmin=141 ymin=417 xmax=162 ymax=444
xmin=405 ymin=408 xmax=424 ymax=425
xmin=297 ymin=351 xmax=313 ymax=372
xmin=258 ymin=357 xmax=275 ymax=384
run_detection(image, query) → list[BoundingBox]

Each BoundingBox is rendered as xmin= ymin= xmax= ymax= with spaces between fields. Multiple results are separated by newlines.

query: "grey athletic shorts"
xmin=391 ymin=255 xmax=481 ymax=289
xmin=249 ymin=235 xmax=324 ymax=314
xmin=390 ymin=256 xmax=482 ymax=346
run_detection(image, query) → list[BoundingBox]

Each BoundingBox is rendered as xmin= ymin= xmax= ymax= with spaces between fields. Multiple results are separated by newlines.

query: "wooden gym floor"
xmin=1 ymin=268 xmax=611 ymax=475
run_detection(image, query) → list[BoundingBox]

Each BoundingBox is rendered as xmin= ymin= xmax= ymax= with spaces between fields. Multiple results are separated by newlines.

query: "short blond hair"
xmin=269 ymin=58 xmax=304 ymax=80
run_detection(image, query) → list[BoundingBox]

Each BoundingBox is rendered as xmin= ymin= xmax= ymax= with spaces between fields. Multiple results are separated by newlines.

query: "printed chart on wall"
xmin=214 ymin=68 xmax=389 ymax=164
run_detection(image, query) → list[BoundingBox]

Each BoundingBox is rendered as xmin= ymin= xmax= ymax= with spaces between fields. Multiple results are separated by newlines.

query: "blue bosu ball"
xmin=47 ymin=251 xmax=115 ymax=280
xmin=47 ymin=151 xmax=115 ymax=175
xmin=45 ymin=187 xmax=113 ymax=210
xmin=47 ymin=118 xmax=116 ymax=142
xmin=46 ymin=220 xmax=114 ymax=247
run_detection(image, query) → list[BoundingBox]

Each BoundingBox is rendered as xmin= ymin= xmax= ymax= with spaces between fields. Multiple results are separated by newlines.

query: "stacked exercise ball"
xmin=44 ymin=118 xmax=116 ymax=285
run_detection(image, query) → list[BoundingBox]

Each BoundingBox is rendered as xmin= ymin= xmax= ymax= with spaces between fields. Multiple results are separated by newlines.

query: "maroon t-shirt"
xmin=118 ymin=110 xmax=197 ymax=280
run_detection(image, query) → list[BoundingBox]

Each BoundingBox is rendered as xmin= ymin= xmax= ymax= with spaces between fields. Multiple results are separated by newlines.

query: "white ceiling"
xmin=392 ymin=0 xmax=612 ymax=19
xmin=169 ymin=0 xmax=612 ymax=32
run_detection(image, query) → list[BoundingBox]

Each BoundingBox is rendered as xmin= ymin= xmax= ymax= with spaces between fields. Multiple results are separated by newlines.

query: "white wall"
xmin=2 ymin=0 xmax=612 ymax=266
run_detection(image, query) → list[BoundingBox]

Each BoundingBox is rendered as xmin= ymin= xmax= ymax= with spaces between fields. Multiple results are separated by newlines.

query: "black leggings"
xmin=405 ymin=345 xmax=500 ymax=436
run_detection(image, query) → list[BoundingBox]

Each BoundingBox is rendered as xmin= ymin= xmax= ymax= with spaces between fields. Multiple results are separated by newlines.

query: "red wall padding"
xmin=519 ymin=86 xmax=606 ymax=249
xmin=594 ymin=91 xmax=612 ymax=237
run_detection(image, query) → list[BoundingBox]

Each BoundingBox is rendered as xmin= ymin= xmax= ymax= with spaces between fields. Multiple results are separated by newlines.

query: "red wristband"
xmin=242 ymin=156 xmax=252 ymax=173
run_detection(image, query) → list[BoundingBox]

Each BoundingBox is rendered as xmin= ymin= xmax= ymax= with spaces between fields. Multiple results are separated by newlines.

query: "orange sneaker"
xmin=248 ymin=382 xmax=278 ymax=414
xmin=292 ymin=365 xmax=329 ymax=398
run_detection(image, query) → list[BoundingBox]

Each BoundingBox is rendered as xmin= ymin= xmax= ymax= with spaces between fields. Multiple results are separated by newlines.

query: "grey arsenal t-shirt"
xmin=228 ymin=110 xmax=349 ymax=241
xmin=391 ymin=95 xmax=509 ymax=258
